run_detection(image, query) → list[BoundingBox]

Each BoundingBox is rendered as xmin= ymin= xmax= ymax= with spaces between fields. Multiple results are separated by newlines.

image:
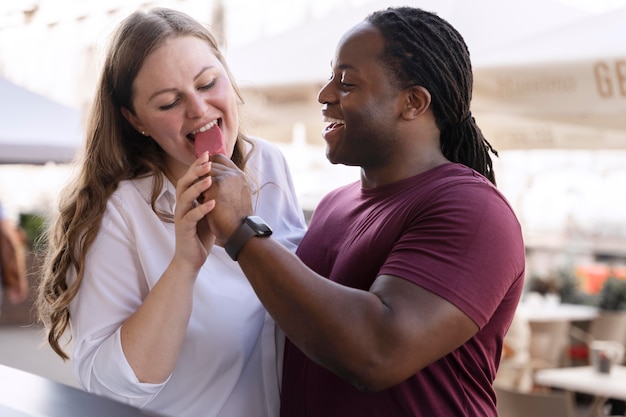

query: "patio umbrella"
xmin=225 ymin=0 xmax=591 ymax=149
xmin=472 ymin=6 xmax=626 ymax=150
xmin=0 ymin=77 xmax=83 ymax=164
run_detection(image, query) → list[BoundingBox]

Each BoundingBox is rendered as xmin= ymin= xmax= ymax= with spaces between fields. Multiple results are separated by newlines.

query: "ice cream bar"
xmin=194 ymin=124 xmax=226 ymax=157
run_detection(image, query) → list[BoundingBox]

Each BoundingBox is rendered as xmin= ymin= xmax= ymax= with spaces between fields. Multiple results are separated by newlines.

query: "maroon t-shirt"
xmin=281 ymin=163 xmax=525 ymax=417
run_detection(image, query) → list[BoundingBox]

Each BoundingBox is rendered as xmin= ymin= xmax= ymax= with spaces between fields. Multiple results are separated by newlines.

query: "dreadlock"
xmin=367 ymin=7 xmax=498 ymax=185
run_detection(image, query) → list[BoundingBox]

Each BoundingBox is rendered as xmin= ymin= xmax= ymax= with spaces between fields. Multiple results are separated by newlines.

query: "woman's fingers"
xmin=172 ymin=154 xmax=217 ymax=269
xmin=176 ymin=154 xmax=212 ymax=217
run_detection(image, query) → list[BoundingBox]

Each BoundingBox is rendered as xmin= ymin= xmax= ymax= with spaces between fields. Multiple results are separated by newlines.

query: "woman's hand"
xmin=120 ymin=153 xmax=216 ymax=383
xmin=173 ymin=152 xmax=216 ymax=273
xmin=202 ymin=154 xmax=254 ymax=246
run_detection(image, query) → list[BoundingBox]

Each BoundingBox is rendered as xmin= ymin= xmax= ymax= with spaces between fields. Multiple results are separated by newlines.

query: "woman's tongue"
xmin=194 ymin=124 xmax=226 ymax=157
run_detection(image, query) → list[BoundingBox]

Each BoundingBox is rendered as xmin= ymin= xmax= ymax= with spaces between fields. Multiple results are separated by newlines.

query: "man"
xmin=204 ymin=7 xmax=525 ymax=416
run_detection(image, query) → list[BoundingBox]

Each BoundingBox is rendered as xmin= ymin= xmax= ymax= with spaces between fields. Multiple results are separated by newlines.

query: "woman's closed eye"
xmin=198 ymin=78 xmax=217 ymax=91
xmin=157 ymin=78 xmax=217 ymax=110
xmin=159 ymin=98 xmax=180 ymax=111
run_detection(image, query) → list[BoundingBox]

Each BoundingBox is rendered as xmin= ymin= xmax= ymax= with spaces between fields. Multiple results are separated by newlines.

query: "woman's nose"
xmin=186 ymin=93 xmax=208 ymax=119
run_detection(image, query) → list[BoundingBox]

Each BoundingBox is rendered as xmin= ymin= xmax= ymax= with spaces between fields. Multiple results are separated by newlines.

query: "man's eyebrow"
xmin=148 ymin=66 xmax=215 ymax=101
xmin=329 ymin=60 xmax=356 ymax=73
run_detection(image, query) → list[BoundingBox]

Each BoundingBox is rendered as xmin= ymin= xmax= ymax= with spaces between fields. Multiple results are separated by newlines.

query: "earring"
xmin=141 ymin=130 xmax=146 ymax=136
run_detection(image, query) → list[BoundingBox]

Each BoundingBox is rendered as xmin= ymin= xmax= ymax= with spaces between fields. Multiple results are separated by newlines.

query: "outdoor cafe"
xmin=496 ymin=263 xmax=626 ymax=417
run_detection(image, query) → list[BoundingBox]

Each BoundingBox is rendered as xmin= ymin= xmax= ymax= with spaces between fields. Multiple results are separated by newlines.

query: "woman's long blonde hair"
xmin=36 ymin=8 xmax=253 ymax=360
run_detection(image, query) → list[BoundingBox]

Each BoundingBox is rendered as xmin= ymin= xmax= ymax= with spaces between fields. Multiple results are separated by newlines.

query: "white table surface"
xmin=535 ymin=365 xmax=626 ymax=400
xmin=516 ymin=302 xmax=599 ymax=322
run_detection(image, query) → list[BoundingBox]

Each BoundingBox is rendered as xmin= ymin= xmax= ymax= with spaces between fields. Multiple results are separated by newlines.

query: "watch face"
xmin=246 ymin=216 xmax=273 ymax=236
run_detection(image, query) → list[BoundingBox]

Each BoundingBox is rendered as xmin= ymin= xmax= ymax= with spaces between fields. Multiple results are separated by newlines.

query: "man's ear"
xmin=121 ymin=107 xmax=145 ymax=135
xmin=401 ymin=86 xmax=431 ymax=120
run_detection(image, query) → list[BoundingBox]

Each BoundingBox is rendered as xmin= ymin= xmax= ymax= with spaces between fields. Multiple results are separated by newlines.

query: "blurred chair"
xmin=496 ymin=317 xmax=570 ymax=393
xmin=495 ymin=386 xmax=575 ymax=417
xmin=569 ymin=312 xmax=626 ymax=365
xmin=528 ymin=320 xmax=571 ymax=369
xmin=590 ymin=311 xmax=626 ymax=344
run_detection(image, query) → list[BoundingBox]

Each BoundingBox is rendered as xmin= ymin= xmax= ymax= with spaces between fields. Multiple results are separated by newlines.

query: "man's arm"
xmin=205 ymin=155 xmax=479 ymax=391
xmin=236 ymin=236 xmax=477 ymax=391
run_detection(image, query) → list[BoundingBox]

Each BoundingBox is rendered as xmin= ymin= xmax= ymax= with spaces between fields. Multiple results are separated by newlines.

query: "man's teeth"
xmin=194 ymin=120 xmax=218 ymax=134
xmin=323 ymin=116 xmax=345 ymax=125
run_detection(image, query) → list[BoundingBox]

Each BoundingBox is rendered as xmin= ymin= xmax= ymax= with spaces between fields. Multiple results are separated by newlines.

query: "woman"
xmin=0 ymin=200 xmax=28 ymax=307
xmin=36 ymin=8 xmax=306 ymax=417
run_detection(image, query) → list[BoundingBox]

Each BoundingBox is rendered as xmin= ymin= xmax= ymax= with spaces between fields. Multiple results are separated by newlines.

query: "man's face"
xmin=318 ymin=22 xmax=404 ymax=169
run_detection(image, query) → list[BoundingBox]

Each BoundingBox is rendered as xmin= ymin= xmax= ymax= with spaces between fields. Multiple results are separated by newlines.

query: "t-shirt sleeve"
xmin=379 ymin=181 xmax=524 ymax=328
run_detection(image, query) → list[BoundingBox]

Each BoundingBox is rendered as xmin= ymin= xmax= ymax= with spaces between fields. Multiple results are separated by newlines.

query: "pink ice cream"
xmin=194 ymin=124 xmax=226 ymax=157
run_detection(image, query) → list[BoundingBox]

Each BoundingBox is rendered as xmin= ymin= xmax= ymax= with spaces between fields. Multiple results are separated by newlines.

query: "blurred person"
xmin=0 ymin=199 xmax=29 ymax=307
xmin=35 ymin=8 xmax=306 ymax=417
xmin=201 ymin=7 xmax=525 ymax=416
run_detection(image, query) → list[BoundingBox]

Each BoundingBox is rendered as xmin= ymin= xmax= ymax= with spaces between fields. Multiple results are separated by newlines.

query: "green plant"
xmin=597 ymin=277 xmax=626 ymax=311
xmin=525 ymin=268 xmax=596 ymax=306
xmin=525 ymin=273 xmax=560 ymax=295
xmin=19 ymin=212 xmax=49 ymax=251
xmin=556 ymin=268 xmax=596 ymax=306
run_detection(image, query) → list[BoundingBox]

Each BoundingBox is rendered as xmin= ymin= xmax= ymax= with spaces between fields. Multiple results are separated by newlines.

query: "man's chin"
xmin=325 ymin=152 xmax=341 ymax=166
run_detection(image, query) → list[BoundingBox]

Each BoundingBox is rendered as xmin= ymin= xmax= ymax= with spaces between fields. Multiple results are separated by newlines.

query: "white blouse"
xmin=68 ymin=137 xmax=307 ymax=417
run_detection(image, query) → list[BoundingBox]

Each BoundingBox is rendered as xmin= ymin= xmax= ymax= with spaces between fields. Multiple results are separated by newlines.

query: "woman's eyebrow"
xmin=148 ymin=66 xmax=215 ymax=101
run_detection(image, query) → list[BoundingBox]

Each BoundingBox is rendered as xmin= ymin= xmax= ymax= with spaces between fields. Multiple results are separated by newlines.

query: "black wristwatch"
xmin=224 ymin=216 xmax=273 ymax=261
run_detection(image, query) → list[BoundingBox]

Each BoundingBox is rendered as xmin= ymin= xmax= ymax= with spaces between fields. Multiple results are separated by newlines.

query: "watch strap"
xmin=224 ymin=216 xmax=272 ymax=261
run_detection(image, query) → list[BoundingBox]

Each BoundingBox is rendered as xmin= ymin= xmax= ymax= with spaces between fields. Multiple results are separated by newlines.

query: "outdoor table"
xmin=0 ymin=364 xmax=164 ymax=417
xmin=535 ymin=365 xmax=626 ymax=417
xmin=517 ymin=302 xmax=599 ymax=323
xmin=515 ymin=302 xmax=599 ymax=369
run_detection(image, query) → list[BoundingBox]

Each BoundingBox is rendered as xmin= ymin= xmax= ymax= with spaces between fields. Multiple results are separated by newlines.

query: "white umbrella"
xmin=226 ymin=0 xmax=589 ymax=88
xmin=0 ymin=77 xmax=83 ymax=164
xmin=225 ymin=0 xmax=591 ymax=150
xmin=472 ymin=7 xmax=626 ymax=150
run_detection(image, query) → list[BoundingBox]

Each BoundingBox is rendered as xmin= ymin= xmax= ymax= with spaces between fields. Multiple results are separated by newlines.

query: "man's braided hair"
xmin=367 ymin=7 xmax=498 ymax=185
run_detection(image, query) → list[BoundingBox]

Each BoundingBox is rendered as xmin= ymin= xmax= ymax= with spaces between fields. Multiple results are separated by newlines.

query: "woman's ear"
xmin=121 ymin=107 xmax=146 ymax=135
xmin=401 ymin=86 xmax=431 ymax=120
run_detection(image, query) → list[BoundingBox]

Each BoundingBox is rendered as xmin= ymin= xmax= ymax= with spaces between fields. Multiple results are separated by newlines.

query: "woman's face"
xmin=123 ymin=35 xmax=239 ymax=181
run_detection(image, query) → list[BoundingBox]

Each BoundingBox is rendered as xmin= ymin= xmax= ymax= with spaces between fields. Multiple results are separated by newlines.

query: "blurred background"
xmin=1 ymin=0 xmax=626 ymax=386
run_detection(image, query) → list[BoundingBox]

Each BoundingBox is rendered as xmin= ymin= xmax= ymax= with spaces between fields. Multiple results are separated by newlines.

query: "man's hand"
xmin=203 ymin=154 xmax=255 ymax=246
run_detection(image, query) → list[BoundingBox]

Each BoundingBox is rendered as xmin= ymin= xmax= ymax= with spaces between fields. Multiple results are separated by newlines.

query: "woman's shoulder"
xmin=247 ymin=136 xmax=284 ymax=158
xmin=245 ymin=136 xmax=290 ymax=172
